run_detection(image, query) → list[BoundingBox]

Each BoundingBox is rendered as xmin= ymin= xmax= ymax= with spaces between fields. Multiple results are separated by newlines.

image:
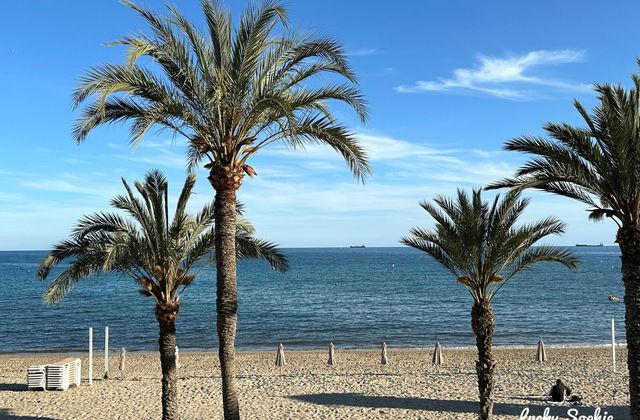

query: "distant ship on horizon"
xmin=576 ymin=242 xmax=604 ymax=247
xmin=349 ymin=245 xmax=366 ymax=248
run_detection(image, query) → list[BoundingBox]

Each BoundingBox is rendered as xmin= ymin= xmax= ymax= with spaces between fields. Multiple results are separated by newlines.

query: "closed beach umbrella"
xmin=381 ymin=342 xmax=388 ymax=365
xmin=432 ymin=342 xmax=443 ymax=366
xmin=275 ymin=343 xmax=286 ymax=367
xmin=536 ymin=340 xmax=547 ymax=362
xmin=118 ymin=348 xmax=126 ymax=372
xmin=328 ymin=342 xmax=336 ymax=366
xmin=175 ymin=345 xmax=181 ymax=369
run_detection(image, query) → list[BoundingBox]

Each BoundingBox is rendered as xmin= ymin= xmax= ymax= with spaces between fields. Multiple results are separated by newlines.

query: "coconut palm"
xmin=71 ymin=1 xmax=368 ymax=417
xmin=487 ymin=73 xmax=640 ymax=418
xmin=401 ymin=188 xmax=577 ymax=420
xmin=37 ymin=170 xmax=288 ymax=420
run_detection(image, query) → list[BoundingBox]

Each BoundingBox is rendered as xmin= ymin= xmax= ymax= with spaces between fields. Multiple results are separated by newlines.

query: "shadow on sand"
xmin=0 ymin=408 xmax=58 ymax=420
xmin=0 ymin=384 xmax=26 ymax=392
xmin=290 ymin=392 xmax=629 ymax=418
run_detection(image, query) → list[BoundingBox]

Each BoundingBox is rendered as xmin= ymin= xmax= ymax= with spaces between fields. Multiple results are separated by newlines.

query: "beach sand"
xmin=0 ymin=347 xmax=629 ymax=419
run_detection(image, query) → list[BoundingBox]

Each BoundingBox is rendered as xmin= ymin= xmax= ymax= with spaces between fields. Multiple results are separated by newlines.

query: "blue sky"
xmin=1 ymin=1 xmax=640 ymax=250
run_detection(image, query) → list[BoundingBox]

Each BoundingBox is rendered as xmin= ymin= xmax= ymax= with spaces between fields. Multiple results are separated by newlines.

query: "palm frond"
xmin=236 ymin=236 xmax=289 ymax=272
xmin=73 ymin=0 xmax=369 ymax=185
xmin=490 ymin=74 xmax=640 ymax=226
xmin=40 ymin=170 xmax=287 ymax=305
xmin=403 ymin=188 xmax=578 ymax=303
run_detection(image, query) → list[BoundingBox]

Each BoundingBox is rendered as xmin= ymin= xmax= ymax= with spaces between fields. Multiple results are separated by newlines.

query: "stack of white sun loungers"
xmin=26 ymin=365 xmax=47 ymax=390
xmin=27 ymin=358 xmax=81 ymax=391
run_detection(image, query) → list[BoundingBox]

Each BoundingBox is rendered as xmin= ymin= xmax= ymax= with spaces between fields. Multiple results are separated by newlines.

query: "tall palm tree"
xmin=71 ymin=1 xmax=368 ymax=417
xmin=401 ymin=188 xmax=577 ymax=420
xmin=37 ymin=170 xmax=288 ymax=420
xmin=487 ymin=73 xmax=640 ymax=418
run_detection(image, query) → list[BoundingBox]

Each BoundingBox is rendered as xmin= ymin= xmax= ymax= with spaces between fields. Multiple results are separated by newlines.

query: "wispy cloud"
xmin=261 ymin=132 xmax=489 ymax=167
xmin=302 ymin=161 xmax=345 ymax=171
xmin=107 ymin=138 xmax=181 ymax=151
xmin=357 ymin=133 xmax=462 ymax=163
xmin=242 ymin=131 xmax=515 ymax=197
xmin=113 ymin=153 xmax=188 ymax=170
xmin=0 ymin=192 xmax=25 ymax=202
xmin=106 ymin=139 xmax=189 ymax=170
xmin=349 ymin=47 xmax=378 ymax=57
xmin=21 ymin=179 xmax=119 ymax=198
xmin=396 ymin=49 xmax=590 ymax=99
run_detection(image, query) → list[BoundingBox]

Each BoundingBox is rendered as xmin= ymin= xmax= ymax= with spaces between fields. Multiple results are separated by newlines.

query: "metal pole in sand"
xmin=104 ymin=326 xmax=109 ymax=379
xmin=612 ymin=319 xmax=616 ymax=372
xmin=89 ymin=327 xmax=93 ymax=385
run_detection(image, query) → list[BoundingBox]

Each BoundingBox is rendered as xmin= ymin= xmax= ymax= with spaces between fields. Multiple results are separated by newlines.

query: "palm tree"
xmin=401 ymin=188 xmax=577 ymax=420
xmin=71 ymin=1 xmax=368 ymax=417
xmin=37 ymin=170 xmax=287 ymax=420
xmin=487 ymin=73 xmax=640 ymax=418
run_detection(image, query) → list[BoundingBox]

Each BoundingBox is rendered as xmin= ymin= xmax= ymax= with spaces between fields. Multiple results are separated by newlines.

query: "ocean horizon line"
xmin=0 ymin=244 xmax=620 ymax=252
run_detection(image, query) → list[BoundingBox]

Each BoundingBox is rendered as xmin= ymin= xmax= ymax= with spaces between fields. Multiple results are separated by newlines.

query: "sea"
xmin=0 ymin=246 xmax=625 ymax=353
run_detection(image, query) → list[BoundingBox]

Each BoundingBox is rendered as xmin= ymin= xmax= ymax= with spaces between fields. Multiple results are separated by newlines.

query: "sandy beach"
xmin=0 ymin=346 xmax=629 ymax=419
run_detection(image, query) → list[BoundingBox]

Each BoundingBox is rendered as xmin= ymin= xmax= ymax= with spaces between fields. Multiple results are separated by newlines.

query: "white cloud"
xmin=262 ymin=132 xmax=462 ymax=162
xmin=106 ymin=142 xmax=128 ymax=151
xmin=349 ymin=47 xmax=378 ymax=56
xmin=259 ymin=132 xmax=499 ymax=173
xmin=106 ymin=137 xmax=191 ymax=170
xmin=22 ymin=180 xmax=108 ymax=196
xmin=0 ymin=192 xmax=25 ymax=202
xmin=396 ymin=49 xmax=590 ymax=99
xmin=238 ymin=133 xmax=515 ymax=214
xmin=115 ymin=153 xmax=188 ymax=170
xmin=357 ymin=132 xmax=462 ymax=163
xmin=302 ymin=161 xmax=345 ymax=171
xmin=105 ymin=145 xmax=189 ymax=170
xmin=254 ymin=167 xmax=301 ymax=178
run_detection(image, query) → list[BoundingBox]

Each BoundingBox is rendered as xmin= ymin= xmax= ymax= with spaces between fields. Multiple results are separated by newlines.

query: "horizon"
xmin=2 ymin=1 xmax=639 ymax=250
xmin=0 ymin=244 xmax=619 ymax=253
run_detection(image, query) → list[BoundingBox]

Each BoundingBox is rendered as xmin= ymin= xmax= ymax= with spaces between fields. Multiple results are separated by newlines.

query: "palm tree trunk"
xmin=471 ymin=300 xmax=496 ymax=420
xmin=210 ymin=165 xmax=242 ymax=420
xmin=156 ymin=303 xmax=180 ymax=420
xmin=618 ymin=225 xmax=640 ymax=419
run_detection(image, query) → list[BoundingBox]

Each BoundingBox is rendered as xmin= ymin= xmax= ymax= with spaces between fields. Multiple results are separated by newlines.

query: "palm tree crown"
xmin=401 ymin=188 xmax=578 ymax=302
xmin=37 ymin=169 xmax=288 ymax=303
xmin=488 ymin=74 xmax=640 ymax=227
xmin=72 ymin=0 xmax=370 ymax=183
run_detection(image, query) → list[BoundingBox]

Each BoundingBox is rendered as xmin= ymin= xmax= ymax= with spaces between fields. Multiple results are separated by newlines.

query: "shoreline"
xmin=0 ymin=342 xmax=628 ymax=357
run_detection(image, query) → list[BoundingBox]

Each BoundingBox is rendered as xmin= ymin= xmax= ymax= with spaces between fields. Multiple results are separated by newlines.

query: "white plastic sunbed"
xmin=45 ymin=364 xmax=70 ymax=391
xmin=26 ymin=365 xmax=46 ymax=390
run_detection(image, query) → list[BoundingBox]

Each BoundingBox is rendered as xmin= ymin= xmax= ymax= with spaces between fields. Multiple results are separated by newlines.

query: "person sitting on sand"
xmin=549 ymin=379 xmax=572 ymax=402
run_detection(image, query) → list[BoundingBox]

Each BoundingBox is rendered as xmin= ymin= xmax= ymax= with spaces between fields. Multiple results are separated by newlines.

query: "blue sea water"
xmin=0 ymin=247 xmax=625 ymax=353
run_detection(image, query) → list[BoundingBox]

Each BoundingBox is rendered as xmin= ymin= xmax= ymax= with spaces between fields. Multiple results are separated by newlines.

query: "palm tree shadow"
xmin=289 ymin=393 xmax=629 ymax=418
xmin=0 ymin=408 xmax=58 ymax=420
